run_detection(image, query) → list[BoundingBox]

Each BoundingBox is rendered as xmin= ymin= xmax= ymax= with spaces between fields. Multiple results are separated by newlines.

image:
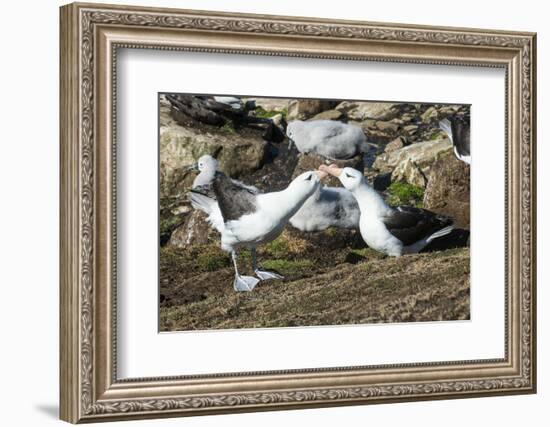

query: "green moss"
xmin=255 ymin=106 xmax=288 ymax=119
xmin=197 ymin=251 xmax=230 ymax=272
xmin=386 ymin=182 xmax=424 ymax=207
xmin=264 ymin=236 xmax=291 ymax=258
xmin=261 ymin=259 xmax=314 ymax=275
xmin=323 ymin=227 xmax=339 ymax=237
xmin=221 ymin=120 xmax=237 ymax=134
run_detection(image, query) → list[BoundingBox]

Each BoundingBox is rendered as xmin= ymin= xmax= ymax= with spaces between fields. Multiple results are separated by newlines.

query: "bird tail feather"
xmin=426 ymin=224 xmax=454 ymax=243
xmin=189 ymin=190 xmax=215 ymax=214
xmin=439 ymin=118 xmax=453 ymax=144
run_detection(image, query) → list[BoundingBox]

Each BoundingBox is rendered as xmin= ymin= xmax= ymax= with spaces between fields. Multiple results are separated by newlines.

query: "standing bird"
xmin=439 ymin=115 xmax=471 ymax=164
xmin=289 ymin=185 xmax=360 ymax=231
xmin=319 ymin=164 xmax=454 ymax=256
xmin=190 ymin=166 xmax=327 ymax=291
xmin=286 ymin=120 xmax=370 ymax=160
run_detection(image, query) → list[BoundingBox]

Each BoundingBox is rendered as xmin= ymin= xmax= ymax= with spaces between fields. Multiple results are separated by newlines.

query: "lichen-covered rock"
xmin=245 ymin=97 xmax=289 ymax=113
xmin=391 ymin=158 xmax=428 ymax=188
xmin=336 ymin=102 xmax=400 ymax=121
xmin=292 ymin=153 xmax=364 ymax=188
xmin=373 ymin=138 xmax=453 ymax=174
xmin=310 ymin=109 xmax=344 ymax=121
xmin=424 ymin=151 xmax=470 ymax=229
xmin=168 ymin=210 xmax=220 ymax=248
xmin=287 ymin=100 xmax=337 ymax=120
xmin=385 ymin=136 xmax=406 ymax=153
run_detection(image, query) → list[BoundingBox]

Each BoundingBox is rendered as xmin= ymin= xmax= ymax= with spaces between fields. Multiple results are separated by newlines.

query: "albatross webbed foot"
xmin=233 ymin=275 xmax=260 ymax=292
xmin=254 ymin=270 xmax=284 ymax=281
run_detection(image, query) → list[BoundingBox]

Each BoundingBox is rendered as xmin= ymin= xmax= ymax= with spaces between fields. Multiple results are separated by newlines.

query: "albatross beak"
xmin=185 ymin=162 xmax=199 ymax=172
xmin=318 ymin=163 xmax=342 ymax=177
xmin=315 ymin=169 xmax=328 ymax=180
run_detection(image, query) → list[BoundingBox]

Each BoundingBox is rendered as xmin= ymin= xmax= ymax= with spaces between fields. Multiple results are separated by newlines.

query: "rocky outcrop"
xmin=287 ymin=99 xmax=337 ymax=121
xmin=391 ymin=158 xmax=428 ymax=188
xmin=424 ymin=151 xmax=470 ymax=228
xmin=373 ymin=138 xmax=453 ymax=174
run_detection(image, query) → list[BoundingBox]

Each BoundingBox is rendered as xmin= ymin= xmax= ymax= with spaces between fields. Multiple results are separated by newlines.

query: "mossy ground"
xmin=386 ymin=182 xmax=425 ymax=207
xmin=159 ymin=233 xmax=470 ymax=331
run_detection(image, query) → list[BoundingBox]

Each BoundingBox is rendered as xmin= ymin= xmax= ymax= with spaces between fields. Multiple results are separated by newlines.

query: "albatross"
xmin=189 ymin=160 xmax=327 ymax=291
xmin=439 ymin=115 xmax=471 ymax=164
xmin=286 ymin=119 xmax=370 ymax=160
xmin=289 ymin=185 xmax=360 ymax=231
xmin=319 ymin=164 xmax=454 ymax=256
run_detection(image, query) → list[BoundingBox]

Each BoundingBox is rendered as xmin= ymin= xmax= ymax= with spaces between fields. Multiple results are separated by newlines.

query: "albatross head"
xmin=286 ymin=170 xmax=327 ymax=198
xmin=319 ymin=164 xmax=364 ymax=191
xmin=186 ymin=154 xmax=218 ymax=172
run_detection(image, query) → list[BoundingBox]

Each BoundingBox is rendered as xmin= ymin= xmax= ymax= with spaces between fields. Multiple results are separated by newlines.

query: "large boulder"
xmin=373 ymin=138 xmax=453 ymax=174
xmin=391 ymin=158 xmax=428 ymax=188
xmin=287 ymin=100 xmax=337 ymax=121
xmin=292 ymin=153 xmax=364 ymax=188
xmin=423 ymin=151 xmax=470 ymax=229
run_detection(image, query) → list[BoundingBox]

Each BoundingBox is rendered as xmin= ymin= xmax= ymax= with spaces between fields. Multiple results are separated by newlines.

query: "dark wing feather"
xmin=449 ymin=116 xmax=470 ymax=157
xmin=382 ymin=206 xmax=453 ymax=246
xmin=212 ymin=172 xmax=258 ymax=222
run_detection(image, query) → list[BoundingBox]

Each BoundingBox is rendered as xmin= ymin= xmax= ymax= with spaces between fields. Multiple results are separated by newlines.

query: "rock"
xmin=168 ymin=210 xmax=219 ymax=248
xmin=159 ymin=100 xmax=268 ymax=199
xmin=287 ymin=100 xmax=337 ymax=120
xmin=310 ymin=109 xmax=344 ymax=121
xmin=421 ymin=106 xmax=439 ymax=123
xmin=246 ymin=97 xmax=289 ymax=113
xmin=424 ymin=151 xmax=470 ymax=229
xmin=336 ymin=101 xmax=401 ymax=121
xmin=391 ymin=158 xmax=428 ymax=188
xmin=375 ymin=120 xmax=399 ymax=133
xmin=373 ymin=138 xmax=453 ymax=174
xmin=385 ymin=137 xmax=406 ymax=153
xmin=292 ymin=152 xmax=364 ymax=188
xmin=403 ymin=124 xmax=419 ymax=137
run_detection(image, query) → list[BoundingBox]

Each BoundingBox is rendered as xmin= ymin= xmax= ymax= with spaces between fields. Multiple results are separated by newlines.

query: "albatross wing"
xmin=381 ymin=206 xmax=453 ymax=246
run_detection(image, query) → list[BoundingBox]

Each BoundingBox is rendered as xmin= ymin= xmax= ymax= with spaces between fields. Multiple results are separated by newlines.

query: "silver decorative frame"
xmin=60 ymin=2 xmax=536 ymax=423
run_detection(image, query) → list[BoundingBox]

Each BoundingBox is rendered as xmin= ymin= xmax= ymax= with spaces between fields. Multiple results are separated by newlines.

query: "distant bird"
xmin=286 ymin=120 xmax=370 ymax=160
xmin=289 ymin=186 xmax=360 ymax=231
xmin=439 ymin=116 xmax=470 ymax=164
xmin=320 ymin=164 xmax=454 ymax=256
xmin=190 ymin=164 xmax=327 ymax=291
xmin=213 ymin=96 xmax=243 ymax=111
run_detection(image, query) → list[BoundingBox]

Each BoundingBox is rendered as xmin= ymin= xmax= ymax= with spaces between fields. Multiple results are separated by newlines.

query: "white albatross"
xmin=289 ymin=185 xmax=360 ymax=231
xmin=190 ymin=161 xmax=327 ymax=291
xmin=319 ymin=164 xmax=454 ymax=256
xmin=286 ymin=119 xmax=370 ymax=160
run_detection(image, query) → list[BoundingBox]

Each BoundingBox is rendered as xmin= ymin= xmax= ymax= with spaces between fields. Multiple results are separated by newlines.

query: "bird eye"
xmin=345 ymin=172 xmax=354 ymax=178
xmin=305 ymin=174 xmax=313 ymax=181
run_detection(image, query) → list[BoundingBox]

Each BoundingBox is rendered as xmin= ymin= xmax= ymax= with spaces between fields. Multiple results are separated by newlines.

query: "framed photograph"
xmin=60 ymin=2 xmax=537 ymax=423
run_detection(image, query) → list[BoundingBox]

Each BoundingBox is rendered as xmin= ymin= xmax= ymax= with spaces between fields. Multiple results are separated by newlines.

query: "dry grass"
xmin=159 ymin=244 xmax=470 ymax=331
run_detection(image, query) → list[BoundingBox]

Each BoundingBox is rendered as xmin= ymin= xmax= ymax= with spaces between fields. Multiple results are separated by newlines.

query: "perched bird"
xmin=213 ymin=96 xmax=243 ymax=111
xmin=319 ymin=164 xmax=454 ymax=256
xmin=439 ymin=116 xmax=471 ymax=164
xmin=190 ymin=163 xmax=327 ymax=291
xmin=289 ymin=186 xmax=360 ymax=231
xmin=286 ymin=120 xmax=369 ymax=160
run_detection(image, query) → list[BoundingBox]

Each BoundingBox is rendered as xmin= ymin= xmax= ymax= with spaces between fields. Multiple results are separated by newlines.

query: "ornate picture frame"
xmin=60 ymin=2 xmax=536 ymax=423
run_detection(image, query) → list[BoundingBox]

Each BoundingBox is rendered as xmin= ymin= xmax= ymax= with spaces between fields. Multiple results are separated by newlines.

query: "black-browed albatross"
xmin=439 ymin=115 xmax=471 ymax=165
xmin=190 ymin=161 xmax=327 ymax=291
xmin=319 ymin=164 xmax=454 ymax=256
